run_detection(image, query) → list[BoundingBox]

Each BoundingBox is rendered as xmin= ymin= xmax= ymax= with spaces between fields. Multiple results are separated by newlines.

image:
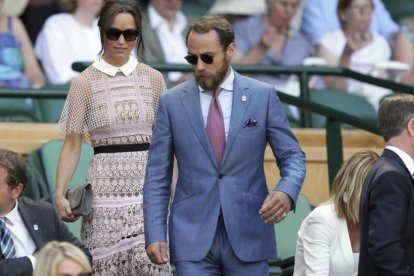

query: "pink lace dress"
xmin=58 ymin=60 xmax=171 ymax=275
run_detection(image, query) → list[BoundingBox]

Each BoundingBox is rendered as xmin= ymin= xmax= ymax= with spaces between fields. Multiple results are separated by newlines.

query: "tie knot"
xmin=213 ymin=87 xmax=223 ymax=98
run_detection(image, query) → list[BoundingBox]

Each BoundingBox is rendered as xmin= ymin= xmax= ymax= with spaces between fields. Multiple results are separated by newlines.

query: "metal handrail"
xmin=72 ymin=62 xmax=414 ymax=127
xmin=5 ymin=62 xmax=411 ymax=187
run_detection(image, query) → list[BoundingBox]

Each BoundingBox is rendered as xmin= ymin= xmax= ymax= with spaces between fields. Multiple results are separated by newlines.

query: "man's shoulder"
xmin=234 ymin=14 xmax=263 ymax=30
xmin=163 ymin=79 xmax=195 ymax=96
xmin=235 ymin=72 xmax=274 ymax=90
xmin=18 ymin=198 xmax=54 ymax=213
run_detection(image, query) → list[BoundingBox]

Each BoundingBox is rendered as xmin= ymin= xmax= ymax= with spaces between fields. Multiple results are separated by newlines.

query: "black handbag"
xmin=65 ymin=183 xmax=93 ymax=217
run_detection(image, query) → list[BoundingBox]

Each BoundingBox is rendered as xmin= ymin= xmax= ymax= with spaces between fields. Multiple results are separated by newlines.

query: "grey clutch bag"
xmin=65 ymin=183 xmax=93 ymax=217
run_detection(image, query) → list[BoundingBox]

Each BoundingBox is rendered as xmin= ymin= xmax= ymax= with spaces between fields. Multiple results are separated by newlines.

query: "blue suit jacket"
xmin=359 ymin=149 xmax=414 ymax=275
xmin=144 ymin=72 xmax=306 ymax=262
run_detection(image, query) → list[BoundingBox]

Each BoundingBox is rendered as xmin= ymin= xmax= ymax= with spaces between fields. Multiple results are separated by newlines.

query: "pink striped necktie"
xmin=207 ymin=87 xmax=225 ymax=166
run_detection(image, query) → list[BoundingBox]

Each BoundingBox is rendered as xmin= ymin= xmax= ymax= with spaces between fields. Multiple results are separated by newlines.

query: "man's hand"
xmin=259 ymin=191 xmax=292 ymax=223
xmin=146 ymin=242 xmax=169 ymax=265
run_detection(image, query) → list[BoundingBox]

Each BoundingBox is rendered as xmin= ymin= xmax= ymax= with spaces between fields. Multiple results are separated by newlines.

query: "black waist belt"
xmin=93 ymin=143 xmax=150 ymax=154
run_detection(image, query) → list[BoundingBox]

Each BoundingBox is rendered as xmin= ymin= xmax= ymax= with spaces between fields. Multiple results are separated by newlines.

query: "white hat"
xmin=208 ymin=0 xmax=266 ymax=16
xmin=3 ymin=0 xmax=29 ymax=16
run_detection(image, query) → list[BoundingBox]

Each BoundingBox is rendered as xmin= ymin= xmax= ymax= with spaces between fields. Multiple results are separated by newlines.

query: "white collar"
xmin=92 ymin=56 xmax=138 ymax=77
xmin=200 ymin=68 xmax=235 ymax=93
xmin=386 ymin=145 xmax=414 ymax=175
xmin=2 ymin=200 xmax=19 ymax=226
xmin=148 ymin=4 xmax=187 ymax=33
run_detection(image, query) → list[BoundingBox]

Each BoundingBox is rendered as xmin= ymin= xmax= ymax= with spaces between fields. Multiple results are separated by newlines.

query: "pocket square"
xmin=243 ymin=118 xmax=258 ymax=128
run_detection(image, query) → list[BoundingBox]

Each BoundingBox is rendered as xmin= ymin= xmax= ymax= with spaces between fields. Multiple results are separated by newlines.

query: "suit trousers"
xmin=174 ymin=214 xmax=269 ymax=276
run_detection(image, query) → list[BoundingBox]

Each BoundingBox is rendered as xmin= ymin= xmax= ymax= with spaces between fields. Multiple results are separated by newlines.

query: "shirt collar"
xmin=386 ymin=145 xmax=414 ymax=175
xmin=92 ymin=56 xmax=138 ymax=77
xmin=3 ymin=200 xmax=19 ymax=226
xmin=200 ymin=68 xmax=235 ymax=93
xmin=148 ymin=4 xmax=187 ymax=33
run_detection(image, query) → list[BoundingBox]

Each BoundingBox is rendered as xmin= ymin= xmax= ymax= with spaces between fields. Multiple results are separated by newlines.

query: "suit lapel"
xmin=180 ymin=80 xmax=217 ymax=166
xmin=222 ymin=73 xmax=251 ymax=165
xmin=18 ymin=200 xmax=43 ymax=249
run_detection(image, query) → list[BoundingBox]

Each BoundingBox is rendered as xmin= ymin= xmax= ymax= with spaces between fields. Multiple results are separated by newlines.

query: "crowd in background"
xmin=1 ymin=0 xmax=414 ymax=94
xmin=1 ymin=1 xmax=414 ymax=275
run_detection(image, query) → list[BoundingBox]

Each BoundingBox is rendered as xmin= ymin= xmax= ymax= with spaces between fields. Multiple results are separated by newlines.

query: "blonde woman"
xmin=294 ymin=150 xmax=380 ymax=275
xmin=33 ymin=241 xmax=92 ymax=276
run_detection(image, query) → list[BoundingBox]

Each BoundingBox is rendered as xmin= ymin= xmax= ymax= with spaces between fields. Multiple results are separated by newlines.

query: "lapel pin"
xmin=241 ymin=95 xmax=247 ymax=102
xmin=33 ymin=224 xmax=38 ymax=231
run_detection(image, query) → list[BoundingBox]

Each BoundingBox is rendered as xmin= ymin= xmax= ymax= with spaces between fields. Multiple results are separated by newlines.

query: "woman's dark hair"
xmin=97 ymin=0 xmax=144 ymax=55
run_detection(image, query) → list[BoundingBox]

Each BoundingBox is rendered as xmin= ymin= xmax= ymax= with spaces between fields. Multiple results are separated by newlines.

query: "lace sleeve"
xmin=151 ymin=68 xmax=167 ymax=116
xmin=57 ymin=70 xmax=92 ymax=139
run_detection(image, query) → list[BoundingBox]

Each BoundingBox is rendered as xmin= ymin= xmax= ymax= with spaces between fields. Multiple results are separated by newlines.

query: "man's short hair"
xmin=0 ymin=148 xmax=27 ymax=190
xmin=186 ymin=15 xmax=234 ymax=51
xmin=378 ymin=94 xmax=414 ymax=142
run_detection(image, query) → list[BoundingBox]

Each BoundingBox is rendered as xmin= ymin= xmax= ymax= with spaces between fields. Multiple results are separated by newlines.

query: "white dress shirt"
xmin=148 ymin=4 xmax=188 ymax=82
xmin=3 ymin=201 xmax=36 ymax=268
xmin=386 ymin=145 xmax=414 ymax=176
xmin=199 ymin=69 xmax=234 ymax=140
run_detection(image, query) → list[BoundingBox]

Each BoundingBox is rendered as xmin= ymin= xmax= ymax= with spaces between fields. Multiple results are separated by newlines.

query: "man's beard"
xmin=195 ymin=57 xmax=230 ymax=91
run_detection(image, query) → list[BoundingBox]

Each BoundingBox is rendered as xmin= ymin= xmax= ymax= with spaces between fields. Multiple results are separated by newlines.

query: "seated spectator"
xmin=301 ymin=0 xmax=414 ymax=67
xmin=20 ymin=0 xmax=61 ymax=45
xmin=0 ymin=0 xmax=45 ymax=88
xmin=35 ymin=0 xmax=103 ymax=84
xmin=316 ymin=0 xmax=393 ymax=110
xmin=33 ymin=241 xmax=92 ymax=276
xmin=0 ymin=148 xmax=91 ymax=276
xmin=294 ymin=150 xmax=380 ymax=275
xmin=208 ymin=0 xmax=266 ymax=25
xmin=231 ymin=0 xmax=313 ymax=89
xmin=140 ymin=0 xmax=192 ymax=87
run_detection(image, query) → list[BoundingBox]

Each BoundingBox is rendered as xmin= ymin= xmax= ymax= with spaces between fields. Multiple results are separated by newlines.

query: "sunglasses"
xmin=184 ymin=53 xmax=215 ymax=65
xmin=105 ymin=27 xmax=138 ymax=42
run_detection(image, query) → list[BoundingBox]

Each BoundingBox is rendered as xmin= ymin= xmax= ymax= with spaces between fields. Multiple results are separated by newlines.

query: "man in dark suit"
xmin=359 ymin=94 xmax=414 ymax=275
xmin=0 ymin=148 xmax=91 ymax=276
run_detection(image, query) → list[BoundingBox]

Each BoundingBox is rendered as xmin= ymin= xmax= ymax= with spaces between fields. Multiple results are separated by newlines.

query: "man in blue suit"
xmin=144 ymin=15 xmax=306 ymax=275
xmin=359 ymin=94 xmax=414 ymax=275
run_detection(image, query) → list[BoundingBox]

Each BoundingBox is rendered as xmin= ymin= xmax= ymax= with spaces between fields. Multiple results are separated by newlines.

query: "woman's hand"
xmin=54 ymin=193 xmax=78 ymax=222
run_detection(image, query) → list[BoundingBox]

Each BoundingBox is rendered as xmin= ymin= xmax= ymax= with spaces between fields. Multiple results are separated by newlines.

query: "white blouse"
xmin=294 ymin=202 xmax=358 ymax=275
xmin=35 ymin=13 xmax=101 ymax=84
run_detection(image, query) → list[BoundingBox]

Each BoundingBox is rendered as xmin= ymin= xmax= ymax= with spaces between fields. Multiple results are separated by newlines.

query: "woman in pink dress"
xmin=54 ymin=0 xmax=171 ymax=275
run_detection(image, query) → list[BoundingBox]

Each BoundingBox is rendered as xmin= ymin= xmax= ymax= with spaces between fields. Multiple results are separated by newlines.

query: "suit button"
xmin=218 ymin=173 xmax=224 ymax=179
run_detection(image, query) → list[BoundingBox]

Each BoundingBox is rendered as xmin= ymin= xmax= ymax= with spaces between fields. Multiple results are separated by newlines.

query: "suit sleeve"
xmin=266 ymin=87 xmax=306 ymax=203
xmin=143 ymin=94 xmax=174 ymax=246
xmin=367 ymin=170 xmax=412 ymax=274
xmin=0 ymin=257 xmax=33 ymax=276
